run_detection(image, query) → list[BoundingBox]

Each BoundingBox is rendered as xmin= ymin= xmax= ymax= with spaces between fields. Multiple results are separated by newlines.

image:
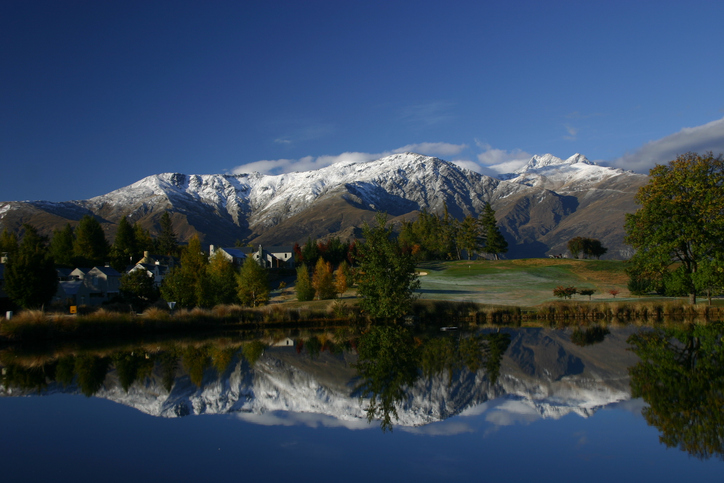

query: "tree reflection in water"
xmin=628 ymin=321 xmax=724 ymax=460
xmin=355 ymin=326 xmax=511 ymax=431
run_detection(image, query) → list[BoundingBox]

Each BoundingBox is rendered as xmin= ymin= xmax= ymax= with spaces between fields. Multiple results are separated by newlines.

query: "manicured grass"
xmin=416 ymin=258 xmax=631 ymax=306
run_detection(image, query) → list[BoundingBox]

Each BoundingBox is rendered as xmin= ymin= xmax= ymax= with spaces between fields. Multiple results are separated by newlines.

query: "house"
xmin=238 ymin=245 xmax=295 ymax=269
xmin=209 ymin=245 xmax=247 ymax=266
xmin=126 ymin=251 xmax=178 ymax=287
xmin=53 ymin=265 xmax=121 ymax=306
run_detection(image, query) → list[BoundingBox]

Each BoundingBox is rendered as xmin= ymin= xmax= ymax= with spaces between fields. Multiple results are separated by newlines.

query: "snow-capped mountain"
xmin=0 ymin=328 xmax=640 ymax=429
xmin=0 ymin=152 xmax=646 ymax=258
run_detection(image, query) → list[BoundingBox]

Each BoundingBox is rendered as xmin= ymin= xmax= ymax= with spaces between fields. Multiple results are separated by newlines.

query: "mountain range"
xmin=0 ymin=327 xmax=641 ymax=429
xmin=0 ymin=152 xmax=647 ymax=258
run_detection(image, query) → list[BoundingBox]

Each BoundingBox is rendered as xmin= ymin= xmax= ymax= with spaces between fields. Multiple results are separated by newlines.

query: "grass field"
xmin=415 ymin=258 xmax=633 ymax=307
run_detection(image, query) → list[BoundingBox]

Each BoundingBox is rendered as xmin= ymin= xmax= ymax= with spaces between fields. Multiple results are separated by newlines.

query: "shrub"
xmin=553 ymin=286 xmax=577 ymax=299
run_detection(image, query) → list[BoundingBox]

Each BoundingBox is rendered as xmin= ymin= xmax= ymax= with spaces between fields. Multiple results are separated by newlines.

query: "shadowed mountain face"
xmin=0 ymin=327 xmax=640 ymax=430
xmin=0 ymin=153 xmax=646 ymax=258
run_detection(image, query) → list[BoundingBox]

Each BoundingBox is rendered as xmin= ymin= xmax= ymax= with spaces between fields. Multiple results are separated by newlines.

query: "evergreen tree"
xmin=73 ymin=215 xmax=109 ymax=267
xmin=295 ymin=263 xmax=315 ymax=301
xmin=49 ymin=223 xmax=74 ymax=267
xmin=110 ymin=216 xmax=137 ymax=271
xmin=133 ymin=224 xmax=155 ymax=255
xmin=5 ymin=225 xmax=58 ymax=309
xmin=479 ymin=203 xmax=508 ymax=260
xmin=120 ymin=269 xmax=158 ymax=311
xmin=458 ymin=215 xmax=481 ymax=260
xmin=356 ymin=212 xmax=420 ymax=320
xmin=0 ymin=228 xmax=19 ymax=258
xmin=237 ymin=258 xmax=269 ymax=307
xmin=157 ymin=211 xmax=178 ymax=256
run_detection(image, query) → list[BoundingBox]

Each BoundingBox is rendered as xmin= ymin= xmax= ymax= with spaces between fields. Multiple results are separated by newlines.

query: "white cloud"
xmin=235 ymin=410 xmax=372 ymax=430
xmin=230 ymin=143 xmax=468 ymax=175
xmin=474 ymin=142 xmax=533 ymax=174
xmin=393 ymin=142 xmax=468 ymax=157
xmin=564 ymin=124 xmax=578 ymax=141
xmin=612 ymin=116 xmax=724 ymax=172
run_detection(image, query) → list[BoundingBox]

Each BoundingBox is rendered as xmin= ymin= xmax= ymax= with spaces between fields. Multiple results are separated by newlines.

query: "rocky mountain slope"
xmin=0 ymin=152 xmax=647 ymax=258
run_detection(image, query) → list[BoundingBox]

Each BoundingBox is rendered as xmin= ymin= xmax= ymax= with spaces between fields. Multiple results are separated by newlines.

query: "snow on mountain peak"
xmin=516 ymin=153 xmax=592 ymax=173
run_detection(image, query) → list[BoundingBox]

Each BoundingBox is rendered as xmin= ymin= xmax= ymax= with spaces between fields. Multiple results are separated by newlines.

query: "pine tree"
xmin=5 ymin=225 xmax=58 ymax=309
xmin=49 ymin=223 xmax=74 ymax=267
xmin=73 ymin=215 xmax=110 ymax=267
xmin=110 ymin=216 xmax=137 ymax=271
xmin=479 ymin=203 xmax=508 ymax=260
xmin=0 ymin=228 xmax=19 ymax=259
xmin=157 ymin=212 xmax=178 ymax=256
xmin=160 ymin=235 xmax=207 ymax=308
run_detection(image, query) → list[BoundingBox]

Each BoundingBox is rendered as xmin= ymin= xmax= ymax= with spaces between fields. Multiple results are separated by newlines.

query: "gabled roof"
xmin=91 ymin=266 xmax=122 ymax=277
xmin=219 ymin=247 xmax=248 ymax=259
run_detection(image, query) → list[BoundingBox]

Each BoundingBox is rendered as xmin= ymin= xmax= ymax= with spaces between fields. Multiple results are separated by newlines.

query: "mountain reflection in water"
xmin=2 ymin=323 xmax=724 ymax=461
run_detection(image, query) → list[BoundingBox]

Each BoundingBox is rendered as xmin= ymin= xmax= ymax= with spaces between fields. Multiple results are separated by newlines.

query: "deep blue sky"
xmin=2 ymin=0 xmax=723 ymax=202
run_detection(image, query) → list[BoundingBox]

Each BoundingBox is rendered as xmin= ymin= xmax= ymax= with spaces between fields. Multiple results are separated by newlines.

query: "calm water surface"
xmin=1 ymin=324 xmax=722 ymax=482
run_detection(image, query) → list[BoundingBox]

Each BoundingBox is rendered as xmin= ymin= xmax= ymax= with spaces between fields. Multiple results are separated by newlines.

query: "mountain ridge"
xmin=0 ymin=152 xmax=646 ymax=258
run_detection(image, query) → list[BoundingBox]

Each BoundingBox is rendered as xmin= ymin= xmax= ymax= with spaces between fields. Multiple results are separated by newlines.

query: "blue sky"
xmin=2 ymin=0 xmax=723 ymax=202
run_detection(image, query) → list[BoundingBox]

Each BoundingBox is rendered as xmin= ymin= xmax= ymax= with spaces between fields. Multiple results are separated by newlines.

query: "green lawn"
xmin=415 ymin=258 xmax=631 ymax=306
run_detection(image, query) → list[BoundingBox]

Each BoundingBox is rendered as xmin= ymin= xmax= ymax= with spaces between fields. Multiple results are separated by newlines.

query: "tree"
xmin=552 ymin=286 xmax=577 ymax=299
xmin=312 ymin=257 xmax=335 ymax=300
xmin=160 ymin=236 xmax=208 ymax=308
xmin=236 ymin=258 xmax=269 ymax=307
xmin=0 ymin=229 xmax=19 ymax=258
xmin=628 ymin=323 xmax=724 ymax=460
xmin=479 ymin=203 xmax=508 ymax=260
xmin=579 ymin=288 xmax=595 ymax=300
xmin=295 ymin=264 xmax=315 ymax=301
xmin=207 ymin=250 xmax=239 ymax=306
xmin=120 ymin=269 xmax=158 ymax=311
xmin=356 ymin=212 xmax=420 ymax=320
xmin=110 ymin=216 xmax=137 ymax=271
xmin=49 ymin=223 xmax=74 ymax=267
xmin=458 ymin=215 xmax=481 ymax=260
xmin=334 ymin=261 xmax=349 ymax=296
xmin=569 ymin=237 xmax=607 ymax=259
xmin=568 ymin=236 xmax=585 ymax=259
xmin=355 ymin=325 xmax=420 ymax=432
xmin=73 ymin=215 xmax=110 ymax=267
xmin=156 ymin=212 xmax=179 ymax=256
xmin=624 ymin=152 xmax=724 ymax=304
xmin=4 ymin=225 xmax=58 ymax=309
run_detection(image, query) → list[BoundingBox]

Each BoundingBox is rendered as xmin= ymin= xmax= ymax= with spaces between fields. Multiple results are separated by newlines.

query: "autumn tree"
xmin=295 ymin=263 xmax=315 ymax=301
xmin=312 ymin=257 xmax=335 ymax=300
xmin=207 ymin=250 xmax=239 ymax=306
xmin=236 ymin=257 xmax=269 ymax=307
xmin=160 ymin=236 xmax=208 ymax=308
xmin=625 ymin=152 xmax=724 ymax=304
xmin=334 ymin=261 xmax=350 ymax=296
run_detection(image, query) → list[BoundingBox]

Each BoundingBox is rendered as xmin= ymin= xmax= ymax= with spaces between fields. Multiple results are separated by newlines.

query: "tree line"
xmin=397 ymin=203 xmax=508 ymax=261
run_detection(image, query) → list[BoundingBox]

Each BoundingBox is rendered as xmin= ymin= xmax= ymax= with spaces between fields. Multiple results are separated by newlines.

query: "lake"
xmin=1 ymin=323 xmax=723 ymax=482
